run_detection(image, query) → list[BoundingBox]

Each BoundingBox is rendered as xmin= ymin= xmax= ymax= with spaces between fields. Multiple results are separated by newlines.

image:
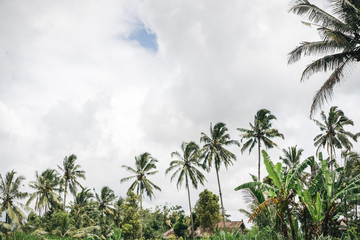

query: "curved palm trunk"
xmin=257 ymin=137 xmax=261 ymax=181
xmin=186 ymin=176 xmax=194 ymax=239
xmin=215 ymin=167 xmax=226 ymax=228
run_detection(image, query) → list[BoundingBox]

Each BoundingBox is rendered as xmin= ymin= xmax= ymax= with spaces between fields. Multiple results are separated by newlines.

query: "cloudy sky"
xmin=1 ymin=0 xmax=360 ymax=222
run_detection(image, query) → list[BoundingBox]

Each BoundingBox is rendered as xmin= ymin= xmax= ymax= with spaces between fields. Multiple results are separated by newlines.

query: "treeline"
xmin=0 ymin=106 xmax=360 ymax=239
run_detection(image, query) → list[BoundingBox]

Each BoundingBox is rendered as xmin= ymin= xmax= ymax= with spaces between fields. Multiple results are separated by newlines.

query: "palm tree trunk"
xmin=258 ymin=138 xmax=261 ymax=181
xmin=215 ymin=167 xmax=226 ymax=229
xmin=287 ymin=208 xmax=297 ymax=240
xmin=186 ymin=177 xmax=194 ymax=239
xmin=140 ymin=194 xmax=143 ymax=239
xmin=63 ymin=180 xmax=68 ymax=211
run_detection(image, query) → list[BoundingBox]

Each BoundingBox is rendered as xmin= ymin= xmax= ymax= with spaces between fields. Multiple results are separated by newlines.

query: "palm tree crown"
xmin=238 ymin=109 xmax=284 ymax=181
xmin=313 ymin=106 xmax=358 ymax=162
xmin=58 ymin=154 xmax=85 ymax=210
xmin=120 ymin=152 xmax=161 ymax=199
xmin=0 ymin=171 xmax=28 ymax=225
xmin=289 ymin=0 xmax=360 ymax=116
xmin=27 ymin=169 xmax=63 ymax=215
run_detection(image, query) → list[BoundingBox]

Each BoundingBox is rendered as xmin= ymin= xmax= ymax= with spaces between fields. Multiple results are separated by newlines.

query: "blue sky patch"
xmin=128 ymin=23 xmax=158 ymax=52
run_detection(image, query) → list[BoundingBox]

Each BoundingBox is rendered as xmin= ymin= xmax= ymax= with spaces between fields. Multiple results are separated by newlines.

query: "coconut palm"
xmin=94 ymin=186 xmax=116 ymax=217
xmin=280 ymin=146 xmax=304 ymax=169
xmin=238 ymin=109 xmax=284 ymax=181
xmin=313 ymin=106 xmax=358 ymax=167
xmin=120 ymin=152 xmax=161 ymax=238
xmin=289 ymin=0 xmax=360 ymax=116
xmin=0 ymin=170 xmax=28 ymax=225
xmin=27 ymin=169 xmax=63 ymax=215
xmin=58 ymin=154 xmax=86 ymax=210
xmin=166 ymin=141 xmax=207 ymax=238
xmin=200 ymin=122 xmax=239 ymax=228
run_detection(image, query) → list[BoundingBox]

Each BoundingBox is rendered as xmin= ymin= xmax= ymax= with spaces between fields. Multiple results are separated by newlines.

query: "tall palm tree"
xmin=58 ymin=154 xmax=86 ymax=210
xmin=200 ymin=122 xmax=239 ymax=228
xmin=313 ymin=106 xmax=358 ymax=168
xmin=0 ymin=171 xmax=28 ymax=225
xmin=238 ymin=109 xmax=284 ymax=181
xmin=120 ymin=152 xmax=161 ymax=238
xmin=289 ymin=0 xmax=360 ymax=116
xmin=166 ymin=141 xmax=207 ymax=238
xmin=27 ymin=169 xmax=63 ymax=215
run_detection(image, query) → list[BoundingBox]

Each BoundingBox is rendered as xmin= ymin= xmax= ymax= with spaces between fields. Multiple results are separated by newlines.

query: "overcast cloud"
xmin=1 ymin=0 xmax=360 ymax=222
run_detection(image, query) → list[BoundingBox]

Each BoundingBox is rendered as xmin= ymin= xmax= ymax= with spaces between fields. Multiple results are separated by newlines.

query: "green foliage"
xmin=195 ymin=189 xmax=220 ymax=231
xmin=120 ymin=191 xmax=141 ymax=239
xmin=173 ymin=215 xmax=188 ymax=239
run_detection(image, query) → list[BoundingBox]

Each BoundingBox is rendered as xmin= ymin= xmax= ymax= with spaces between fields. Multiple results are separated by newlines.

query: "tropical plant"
xmin=280 ymin=145 xmax=304 ymax=169
xmin=94 ymin=186 xmax=116 ymax=217
xmin=166 ymin=141 xmax=207 ymax=238
xmin=27 ymin=169 xmax=63 ymax=215
xmin=313 ymin=106 xmax=358 ymax=168
xmin=289 ymin=0 xmax=360 ymax=116
xmin=201 ymin=122 xmax=239 ymax=228
xmin=238 ymin=109 xmax=284 ymax=181
xmin=120 ymin=152 xmax=161 ymax=238
xmin=0 ymin=170 xmax=28 ymax=225
xmin=58 ymin=154 xmax=85 ymax=210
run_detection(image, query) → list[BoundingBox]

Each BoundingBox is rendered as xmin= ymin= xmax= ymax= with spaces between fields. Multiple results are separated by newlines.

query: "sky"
xmin=1 ymin=0 xmax=360 ymax=223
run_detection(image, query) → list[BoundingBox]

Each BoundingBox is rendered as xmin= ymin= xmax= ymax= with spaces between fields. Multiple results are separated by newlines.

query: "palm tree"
xmin=280 ymin=145 xmax=304 ymax=169
xmin=313 ymin=106 xmax=358 ymax=168
xmin=0 ymin=171 xmax=28 ymax=225
xmin=58 ymin=154 xmax=86 ymax=210
xmin=238 ymin=109 xmax=284 ymax=181
xmin=94 ymin=186 xmax=116 ymax=217
xmin=166 ymin=141 xmax=207 ymax=238
xmin=289 ymin=0 xmax=360 ymax=116
xmin=120 ymin=152 xmax=161 ymax=238
xmin=200 ymin=122 xmax=239 ymax=228
xmin=27 ymin=169 xmax=63 ymax=215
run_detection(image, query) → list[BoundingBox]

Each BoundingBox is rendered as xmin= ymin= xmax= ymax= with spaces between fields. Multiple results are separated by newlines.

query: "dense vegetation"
xmin=2 ymin=0 xmax=360 ymax=239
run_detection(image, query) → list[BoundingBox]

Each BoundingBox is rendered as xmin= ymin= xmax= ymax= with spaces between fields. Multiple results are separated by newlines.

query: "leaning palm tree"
xmin=0 ymin=171 xmax=28 ymax=225
xmin=120 ymin=152 xmax=161 ymax=238
xmin=238 ymin=109 xmax=284 ymax=181
xmin=166 ymin=141 xmax=207 ymax=238
xmin=289 ymin=0 xmax=360 ymax=116
xmin=313 ymin=106 xmax=358 ymax=168
xmin=58 ymin=154 xmax=86 ymax=210
xmin=27 ymin=169 xmax=63 ymax=215
xmin=200 ymin=122 xmax=239 ymax=228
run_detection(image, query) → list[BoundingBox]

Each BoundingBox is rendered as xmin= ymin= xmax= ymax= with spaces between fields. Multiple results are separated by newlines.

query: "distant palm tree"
xmin=200 ymin=122 xmax=239 ymax=228
xmin=58 ymin=154 xmax=86 ymax=210
xmin=280 ymin=145 xmax=304 ymax=169
xmin=0 ymin=171 xmax=28 ymax=225
xmin=70 ymin=188 xmax=95 ymax=228
xmin=166 ymin=141 xmax=207 ymax=238
xmin=94 ymin=186 xmax=116 ymax=216
xmin=27 ymin=169 xmax=63 ymax=215
xmin=120 ymin=152 xmax=161 ymax=238
xmin=313 ymin=106 xmax=358 ymax=167
xmin=238 ymin=109 xmax=284 ymax=181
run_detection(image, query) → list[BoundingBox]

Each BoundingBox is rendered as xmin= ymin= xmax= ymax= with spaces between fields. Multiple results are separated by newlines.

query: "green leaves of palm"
xmin=94 ymin=186 xmax=116 ymax=216
xmin=120 ymin=152 xmax=161 ymax=200
xmin=289 ymin=0 xmax=360 ymax=116
xmin=0 ymin=170 xmax=28 ymax=225
xmin=27 ymin=169 xmax=63 ymax=215
xmin=166 ymin=141 xmax=207 ymax=190
xmin=313 ymin=106 xmax=358 ymax=160
xmin=200 ymin=122 xmax=239 ymax=170
xmin=238 ymin=109 xmax=284 ymax=180
xmin=58 ymin=154 xmax=86 ymax=209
